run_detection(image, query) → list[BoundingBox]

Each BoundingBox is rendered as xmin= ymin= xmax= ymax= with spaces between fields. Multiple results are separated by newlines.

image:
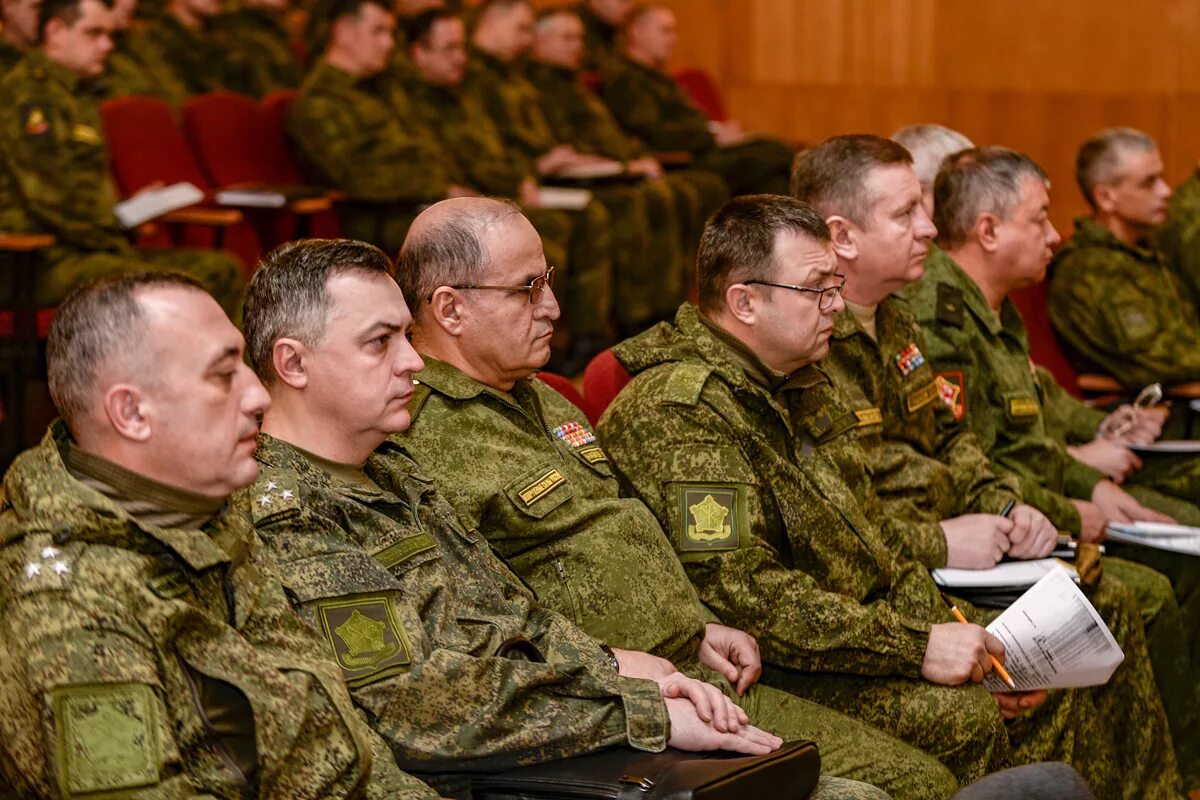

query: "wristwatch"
xmin=599 ymin=643 xmax=621 ymax=672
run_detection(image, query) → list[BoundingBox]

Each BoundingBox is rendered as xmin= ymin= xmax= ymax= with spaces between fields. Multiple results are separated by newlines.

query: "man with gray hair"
xmin=0 ymin=272 xmax=433 ymax=798
xmin=890 ymin=124 xmax=974 ymax=219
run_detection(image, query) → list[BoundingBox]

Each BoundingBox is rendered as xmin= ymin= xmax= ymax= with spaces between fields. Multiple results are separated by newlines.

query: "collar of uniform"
xmin=1070 ymin=216 xmax=1158 ymax=262
xmin=695 ymin=309 xmax=793 ymax=393
xmin=312 ymin=58 xmax=363 ymax=90
xmin=412 ymin=355 xmax=528 ymax=410
xmin=926 ymin=245 xmax=1004 ymax=336
xmin=254 ymin=432 xmax=400 ymax=505
xmin=469 ymin=46 xmax=511 ymax=79
xmin=27 ymin=49 xmax=81 ymax=92
xmin=527 ymin=60 xmax=575 ymax=83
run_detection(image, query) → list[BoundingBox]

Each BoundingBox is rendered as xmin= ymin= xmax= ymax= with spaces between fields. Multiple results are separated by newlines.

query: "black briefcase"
xmin=470 ymin=739 xmax=820 ymax=800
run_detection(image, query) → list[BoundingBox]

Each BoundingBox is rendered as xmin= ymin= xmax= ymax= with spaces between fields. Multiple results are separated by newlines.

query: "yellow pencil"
xmin=947 ymin=604 xmax=1016 ymax=689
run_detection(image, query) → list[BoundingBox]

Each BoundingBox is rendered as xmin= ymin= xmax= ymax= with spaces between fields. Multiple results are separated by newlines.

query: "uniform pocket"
xmin=503 ymin=461 xmax=576 ymax=519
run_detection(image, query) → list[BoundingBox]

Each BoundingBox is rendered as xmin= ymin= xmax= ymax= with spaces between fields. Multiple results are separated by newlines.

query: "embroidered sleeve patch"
xmin=71 ymin=124 xmax=101 ymax=145
xmin=1007 ymin=396 xmax=1040 ymax=418
xmin=906 ymin=381 xmax=939 ymax=413
xmin=854 ymin=407 xmax=883 ymax=427
xmin=518 ymin=468 xmax=566 ymax=505
xmin=52 ymin=683 xmax=160 ymax=796
xmin=1115 ymin=306 xmax=1158 ymax=344
xmin=674 ymin=484 xmax=743 ymax=552
xmin=373 ymin=531 xmax=436 ymax=570
xmin=21 ymin=104 xmax=50 ymax=137
xmin=936 ymin=372 xmax=965 ymax=421
xmin=317 ymin=594 xmax=413 ymax=689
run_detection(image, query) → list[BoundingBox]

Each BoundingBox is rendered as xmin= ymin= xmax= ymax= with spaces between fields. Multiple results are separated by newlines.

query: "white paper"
xmin=536 ymin=187 xmax=593 ymax=210
xmin=1123 ymin=440 xmax=1200 ymax=454
xmin=982 ymin=566 xmax=1123 ymax=692
xmin=215 ymin=189 xmax=287 ymax=208
xmin=1107 ymin=522 xmax=1200 ymax=555
xmin=1109 ymin=521 xmax=1200 ymax=538
xmin=932 ymin=558 xmax=1077 ymax=589
xmin=114 ymin=182 xmax=205 ymax=228
xmin=554 ymin=161 xmax=626 ymax=179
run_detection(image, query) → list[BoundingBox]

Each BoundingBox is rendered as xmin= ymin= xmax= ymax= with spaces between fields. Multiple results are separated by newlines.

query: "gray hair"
xmin=243 ymin=238 xmax=394 ymax=385
xmin=891 ymin=124 xmax=974 ymax=193
xmin=1075 ymin=128 xmax=1157 ymax=209
xmin=395 ymin=197 xmax=523 ymax=314
xmin=47 ymin=272 xmax=204 ymax=432
xmin=934 ymin=147 xmax=1049 ymax=250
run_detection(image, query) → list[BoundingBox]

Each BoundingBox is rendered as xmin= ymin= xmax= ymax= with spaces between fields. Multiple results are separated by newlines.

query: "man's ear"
xmin=975 ymin=212 xmax=1001 ymax=253
xmin=1093 ymin=184 xmax=1118 ymax=216
xmin=272 ymin=338 xmax=309 ymax=390
xmin=825 ymin=215 xmax=859 ymax=262
xmin=103 ymin=385 xmax=151 ymax=443
xmin=426 ymin=286 xmax=467 ymax=336
xmin=724 ymin=282 xmax=758 ymax=326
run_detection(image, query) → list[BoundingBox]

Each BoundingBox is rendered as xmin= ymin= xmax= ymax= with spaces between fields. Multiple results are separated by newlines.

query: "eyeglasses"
xmin=743 ymin=273 xmax=847 ymax=311
xmin=448 ymin=266 xmax=556 ymax=304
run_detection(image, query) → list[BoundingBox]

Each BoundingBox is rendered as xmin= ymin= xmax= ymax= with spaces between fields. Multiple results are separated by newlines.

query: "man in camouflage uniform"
xmin=598 ymin=194 xmax=1182 ymax=797
xmin=1048 ymin=128 xmax=1200 ymax=389
xmin=603 ymin=5 xmax=793 ymax=197
xmin=0 ymin=0 xmax=243 ymax=316
xmin=470 ymin=0 xmax=687 ymax=331
xmin=128 ymin=0 xmax=238 ymax=97
xmin=1160 ymin=162 xmax=1200 ymax=312
xmin=0 ymin=272 xmax=434 ymax=799
xmin=0 ymin=0 xmax=38 ymax=73
xmin=102 ymin=0 xmax=188 ymax=103
xmin=212 ymin=0 xmax=303 ymax=97
xmin=573 ymin=0 xmax=626 ymax=72
xmin=232 ymin=236 xmax=864 ymax=798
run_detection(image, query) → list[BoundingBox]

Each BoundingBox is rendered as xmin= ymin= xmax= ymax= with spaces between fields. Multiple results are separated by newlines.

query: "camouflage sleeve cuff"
xmin=616 ymin=677 xmax=669 ymax=752
xmin=912 ymin=521 xmax=949 ymax=569
xmin=1063 ymin=460 xmax=1104 ymax=502
xmin=1020 ymin=480 xmax=1082 ymax=535
xmin=895 ymin=619 xmax=933 ymax=678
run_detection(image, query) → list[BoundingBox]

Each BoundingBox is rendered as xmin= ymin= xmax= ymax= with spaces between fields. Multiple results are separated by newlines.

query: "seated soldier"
xmin=231 ymin=237 xmax=878 ymax=799
xmin=0 ymin=273 xmax=432 ymax=799
xmin=0 ymin=0 xmax=38 ymax=74
xmin=603 ymin=5 xmax=793 ymax=197
xmin=598 ymin=194 xmax=1181 ymax=797
xmin=127 ymin=0 xmax=239 ymax=97
xmin=1049 ymin=128 xmax=1200 ymax=389
xmin=0 ymin=0 xmax=244 ymax=318
xmin=1160 ymin=151 xmax=1200 ymax=312
xmin=212 ymin=0 xmax=303 ymax=98
xmin=574 ymin=0 xmax=629 ymax=72
xmin=103 ymin=0 xmax=188 ymax=104
xmin=890 ymin=124 xmax=974 ymax=219
xmin=395 ymin=196 xmax=962 ymax=800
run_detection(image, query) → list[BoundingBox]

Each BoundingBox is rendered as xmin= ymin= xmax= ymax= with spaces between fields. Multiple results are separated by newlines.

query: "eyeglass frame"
xmin=438 ymin=265 xmax=556 ymax=305
xmin=742 ymin=273 xmax=848 ymax=310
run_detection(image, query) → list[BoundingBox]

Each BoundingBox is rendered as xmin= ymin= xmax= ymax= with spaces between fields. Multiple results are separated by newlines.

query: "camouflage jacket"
xmin=0 ymin=51 xmax=131 ymax=253
xmin=823 ymin=297 xmax=1020 ymax=569
xmin=238 ymin=434 xmax=669 ymax=784
xmin=1035 ymin=365 xmax=1106 ymax=446
xmin=126 ymin=14 xmax=234 ymax=97
xmin=212 ymin=8 xmax=303 ymax=98
xmin=574 ymin=3 xmax=619 ymax=74
xmin=602 ymin=55 xmax=715 ymax=155
xmin=102 ymin=29 xmax=188 ymax=106
xmin=904 ymin=246 xmax=1105 ymax=535
xmin=0 ymin=38 xmax=25 ymax=77
xmin=0 ymin=425 xmax=431 ymax=799
xmin=1048 ymin=216 xmax=1200 ymax=387
xmin=1159 ymin=168 xmax=1200 ymax=312
xmin=525 ymin=60 xmax=645 ymax=162
xmin=598 ymin=303 xmax=950 ymax=679
xmin=287 ymin=60 xmax=450 ymax=203
xmin=400 ymin=357 xmax=709 ymax=669
xmin=466 ymin=49 xmax=559 ymax=161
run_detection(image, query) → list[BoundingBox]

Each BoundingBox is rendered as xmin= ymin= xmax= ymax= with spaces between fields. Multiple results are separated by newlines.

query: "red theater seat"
xmin=672 ymin=67 xmax=728 ymax=122
xmin=581 ymin=349 xmax=631 ymax=425
xmin=535 ymin=371 xmax=588 ymax=415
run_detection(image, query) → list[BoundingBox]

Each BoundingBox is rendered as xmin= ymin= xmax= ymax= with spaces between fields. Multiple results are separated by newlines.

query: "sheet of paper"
xmin=536 ymin=187 xmax=593 ymax=210
xmin=982 ymin=566 xmax=1123 ymax=693
xmin=215 ymin=189 xmax=287 ymax=208
xmin=931 ymin=558 xmax=1076 ymax=589
xmin=1106 ymin=525 xmax=1200 ymax=556
xmin=1109 ymin=521 xmax=1200 ymax=538
xmin=555 ymin=161 xmax=626 ymax=179
xmin=1124 ymin=440 xmax=1200 ymax=454
xmin=114 ymin=182 xmax=205 ymax=228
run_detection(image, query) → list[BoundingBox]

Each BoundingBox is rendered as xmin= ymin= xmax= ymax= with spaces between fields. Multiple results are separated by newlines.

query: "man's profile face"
xmin=2 ymin=0 xmax=42 ymax=46
xmin=46 ymin=0 xmax=113 ymax=77
xmin=587 ymin=0 xmax=632 ymax=26
xmin=849 ymin=163 xmax=937 ymax=299
xmin=483 ymin=2 xmax=534 ymax=62
xmin=413 ymin=15 xmax=466 ymax=85
xmin=134 ymin=288 xmax=270 ymax=498
xmin=995 ymin=175 xmax=1061 ymax=288
xmin=182 ymin=0 xmax=219 ymax=19
xmin=533 ymin=13 xmax=584 ymax=69
xmin=109 ymin=0 xmax=137 ymax=30
xmin=1105 ymin=147 xmax=1171 ymax=232
xmin=339 ymin=3 xmax=396 ymax=76
xmin=299 ymin=271 xmax=425 ymax=439
xmin=629 ymin=7 xmax=675 ymax=65
xmin=749 ymin=232 xmax=844 ymax=371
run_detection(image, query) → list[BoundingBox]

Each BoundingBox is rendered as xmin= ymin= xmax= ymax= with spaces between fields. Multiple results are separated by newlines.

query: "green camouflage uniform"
xmin=0 ymin=51 xmax=244 ymax=317
xmin=598 ymin=302 xmax=1182 ymax=797
xmin=212 ymin=8 xmax=303 ymax=98
xmin=906 ymin=245 xmax=1200 ymax=786
xmin=602 ymin=55 xmax=793 ymax=197
xmin=406 ymin=76 xmax=612 ymax=339
xmin=126 ymin=13 xmax=235 ymax=97
xmin=0 ymin=424 xmax=435 ymax=799
xmin=823 ymin=298 xmax=1021 ymax=568
xmin=397 ymin=356 xmax=960 ymax=800
xmin=238 ymin=434 xmax=674 ymax=796
xmin=573 ymin=2 xmax=619 ymax=74
xmin=1159 ymin=167 xmax=1200 ymax=312
xmin=1049 ymin=217 xmax=1200 ymax=387
xmin=102 ymin=28 xmax=188 ymax=106
xmin=0 ymin=38 xmax=25 ymax=76
xmin=469 ymin=48 xmax=684 ymax=325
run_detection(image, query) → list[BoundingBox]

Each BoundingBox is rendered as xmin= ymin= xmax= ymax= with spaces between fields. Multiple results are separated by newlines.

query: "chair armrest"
xmin=160 ymin=207 xmax=244 ymax=226
xmin=1166 ymin=382 xmax=1200 ymax=399
xmin=654 ymin=151 xmax=694 ymax=167
xmin=1076 ymin=373 xmax=1124 ymax=394
xmin=287 ymin=196 xmax=334 ymax=214
xmin=0 ymin=233 xmax=55 ymax=251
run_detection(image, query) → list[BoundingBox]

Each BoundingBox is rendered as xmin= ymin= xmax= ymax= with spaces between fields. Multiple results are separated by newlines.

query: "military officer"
xmin=889 ymin=124 xmax=974 ymax=220
xmin=573 ymin=0 xmax=628 ymax=72
xmin=212 ymin=0 xmax=303 ymax=98
xmin=0 ymin=0 xmax=38 ymax=73
xmin=128 ymin=0 xmax=237 ymax=97
xmin=1160 ymin=159 xmax=1200 ymax=312
xmin=0 ymin=272 xmax=434 ymax=799
xmin=102 ymin=0 xmax=188 ymax=104
xmin=0 ymin=0 xmax=244 ymax=317
xmin=598 ymin=194 xmax=1182 ymax=797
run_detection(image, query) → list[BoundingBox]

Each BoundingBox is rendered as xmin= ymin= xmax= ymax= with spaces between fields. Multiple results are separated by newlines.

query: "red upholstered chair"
xmin=581 ymin=349 xmax=631 ymax=426
xmin=0 ymin=233 xmax=56 ymax=466
xmin=671 ymin=67 xmax=728 ymax=122
xmin=535 ymin=371 xmax=588 ymax=415
xmin=1008 ymin=281 xmax=1085 ymax=398
xmin=580 ymin=71 xmax=603 ymax=95
xmin=260 ymin=89 xmax=299 ymax=151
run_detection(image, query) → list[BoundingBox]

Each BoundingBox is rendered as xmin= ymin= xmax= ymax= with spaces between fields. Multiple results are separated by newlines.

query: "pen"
xmin=1000 ymin=500 xmax=1015 ymax=518
xmin=944 ymin=600 xmax=1017 ymax=690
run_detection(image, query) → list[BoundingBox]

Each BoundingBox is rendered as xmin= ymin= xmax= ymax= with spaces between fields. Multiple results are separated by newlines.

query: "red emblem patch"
xmin=936 ymin=371 xmax=965 ymax=421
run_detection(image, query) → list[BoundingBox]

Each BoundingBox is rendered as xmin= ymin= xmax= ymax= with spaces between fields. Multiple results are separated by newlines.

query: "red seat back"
xmin=99 ymin=96 xmax=212 ymax=194
xmin=580 ymin=71 xmax=603 ymax=94
xmin=581 ymin=349 xmax=631 ymax=425
xmin=1009 ymin=281 xmax=1082 ymax=398
xmin=671 ymin=67 xmax=728 ymax=122
xmin=183 ymin=91 xmax=305 ymax=186
xmin=535 ymin=371 xmax=588 ymax=415
xmin=261 ymin=89 xmax=299 ymax=154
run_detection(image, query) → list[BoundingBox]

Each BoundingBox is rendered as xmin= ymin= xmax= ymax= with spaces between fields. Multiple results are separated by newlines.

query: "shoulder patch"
xmin=662 ymin=363 xmax=713 ymax=407
xmin=316 ymin=593 xmax=413 ymax=688
xmin=936 ymin=283 xmax=965 ymax=327
xmin=406 ymin=381 xmax=433 ymax=420
xmin=673 ymin=483 xmax=744 ymax=553
xmin=936 ymin=371 xmax=965 ymax=421
xmin=52 ymin=683 xmax=160 ymax=795
xmin=248 ymin=473 xmax=302 ymax=526
xmin=1115 ymin=306 xmax=1158 ymax=344
xmin=21 ymin=104 xmax=50 ymax=137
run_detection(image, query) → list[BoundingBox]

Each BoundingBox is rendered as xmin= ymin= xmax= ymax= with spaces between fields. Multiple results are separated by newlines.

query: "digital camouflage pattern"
xmin=0 ymin=50 xmax=244 ymax=316
xmin=400 ymin=356 xmax=962 ymax=800
xmin=601 ymin=55 xmax=793 ymax=196
xmin=212 ymin=8 xmax=303 ymax=98
xmin=1048 ymin=216 xmax=1200 ymax=387
xmin=0 ymin=425 xmax=435 ymax=799
xmin=125 ymin=13 xmax=236 ymax=98
xmin=823 ymin=297 xmax=1021 ymax=568
xmin=599 ymin=303 xmax=1182 ymax=795
xmin=1159 ymin=167 xmax=1200 ymax=312
xmin=238 ymin=434 xmax=674 ymax=795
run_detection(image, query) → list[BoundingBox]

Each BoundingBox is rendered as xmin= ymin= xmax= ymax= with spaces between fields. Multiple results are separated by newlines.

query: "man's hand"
xmin=1005 ymin=505 xmax=1058 ymax=559
xmin=518 ymin=176 xmax=542 ymax=208
xmin=1067 ymin=439 xmax=1141 ymax=483
xmin=665 ymin=697 xmax=781 ymax=755
xmin=921 ymin=622 xmax=1005 ymax=685
xmin=656 ymin=672 xmax=748 ymax=733
xmin=1070 ymin=499 xmax=1107 ymax=543
xmin=710 ymin=120 xmax=746 ymax=147
xmin=1091 ymin=480 xmax=1175 ymax=526
xmin=611 ymin=648 xmax=676 ymax=680
xmin=627 ymin=156 xmax=665 ymax=179
xmin=941 ymin=514 xmax=1012 ymax=569
xmin=698 ymin=623 xmax=762 ymax=695
xmin=535 ymin=144 xmax=585 ymax=176
xmin=1099 ymin=404 xmax=1167 ymax=444
xmin=991 ymin=690 xmax=1047 ymax=720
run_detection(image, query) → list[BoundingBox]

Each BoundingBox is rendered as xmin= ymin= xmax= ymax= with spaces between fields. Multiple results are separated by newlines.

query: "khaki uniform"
xmin=598 ymin=303 xmax=1181 ymax=796
xmin=1159 ymin=167 xmax=1200 ymax=312
xmin=0 ymin=425 xmax=434 ymax=799
xmin=212 ymin=8 xmax=303 ymax=98
xmin=602 ymin=55 xmax=793 ymax=197
xmin=0 ymin=51 xmax=243 ymax=317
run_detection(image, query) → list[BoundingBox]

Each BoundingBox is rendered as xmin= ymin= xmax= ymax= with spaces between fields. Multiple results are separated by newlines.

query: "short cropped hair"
xmin=395 ymin=198 xmax=523 ymax=313
xmin=243 ymin=239 xmax=394 ymax=385
xmin=47 ymin=272 xmax=203 ymax=432
xmin=37 ymin=0 xmax=108 ymax=42
xmin=790 ymin=134 xmax=912 ymax=224
xmin=621 ymin=3 xmax=660 ymax=34
xmin=405 ymin=7 xmax=458 ymax=46
xmin=697 ymin=194 xmax=831 ymax=313
xmin=933 ymin=147 xmax=1048 ymax=250
xmin=1075 ymin=128 xmax=1157 ymax=209
xmin=890 ymin=124 xmax=974 ymax=193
